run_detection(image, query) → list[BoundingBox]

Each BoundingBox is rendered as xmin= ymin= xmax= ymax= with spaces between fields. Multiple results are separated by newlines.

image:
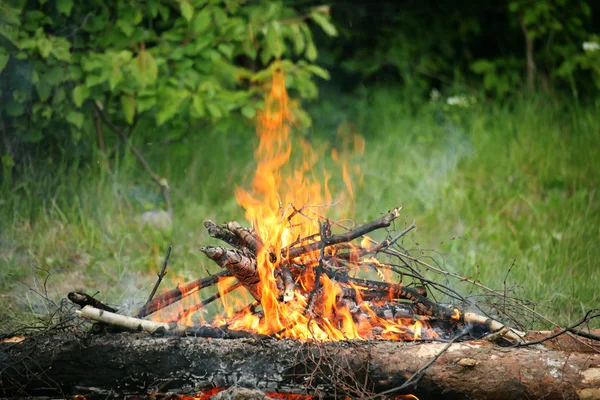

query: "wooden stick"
xmin=78 ymin=305 xmax=187 ymax=335
xmin=145 ymin=246 xmax=171 ymax=306
xmin=200 ymin=246 xmax=260 ymax=300
xmin=134 ymin=270 xmax=231 ymax=318
xmin=204 ymin=220 xmax=245 ymax=249
xmin=77 ymin=305 xmax=265 ymax=339
xmin=68 ymin=292 xmax=117 ymax=313
xmin=284 ymin=207 xmax=402 ymax=259
xmin=168 ymin=282 xmax=242 ymax=323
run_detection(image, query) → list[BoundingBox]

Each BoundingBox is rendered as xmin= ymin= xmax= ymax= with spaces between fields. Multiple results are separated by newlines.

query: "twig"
xmin=284 ymin=207 xmax=402 ymax=259
xmin=168 ymin=281 xmax=242 ymax=323
xmin=145 ymin=246 xmax=172 ymax=306
xmin=375 ymin=331 xmax=469 ymax=398
xmin=517 ymin=309 xmax=600 ymax=347
xmin=68 ymin=292 xmax=117 ymax=313
xmin=93 ymin=101 xmax=173 ymax=217
xmin=134 ymin=270 xmax=231 ymax=318
xmin=305 ymin=219 xmax=330 ymax=317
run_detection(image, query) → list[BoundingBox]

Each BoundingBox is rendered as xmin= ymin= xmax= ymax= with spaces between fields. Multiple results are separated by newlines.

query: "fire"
xmin=207 ymin=67 xmax=432 ymax=341
xmin=149 ymin=67 xmax=436 ymax=342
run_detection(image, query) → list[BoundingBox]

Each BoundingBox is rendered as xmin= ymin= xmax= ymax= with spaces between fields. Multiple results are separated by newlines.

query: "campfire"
xmin=74 ymin=69 xmax=521 ymax=345
xmin=3 ymin=68 xmax=599 ymax=400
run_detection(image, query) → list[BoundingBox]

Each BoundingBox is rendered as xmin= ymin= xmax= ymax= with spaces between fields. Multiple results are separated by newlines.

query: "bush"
xmin=0 ymin=0 xmax=337 ymax=176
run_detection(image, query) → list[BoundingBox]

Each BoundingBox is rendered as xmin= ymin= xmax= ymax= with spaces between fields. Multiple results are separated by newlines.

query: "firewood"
xmin=134 ymin=270 xmax=231 ymax=318
xmin=67 ymin=292 xmax=117 ymax=312
xmin=282 ymin=207 xmax=402 ymax=260
xmin=200 ymin=246 xmax=260 ymax=300
xmin=2 ymin=332 xmax=599 ymax=399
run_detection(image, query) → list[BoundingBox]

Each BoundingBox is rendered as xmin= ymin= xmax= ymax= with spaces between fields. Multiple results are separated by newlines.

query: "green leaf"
xmin=192 ymin=9 xmax=211 ymax=33
xmin=35 ymin=80 xmax=52 ymax=102
xmin=218 ymin=43 xmax=234 ymax=60
xmin=207 ymin=103 xmax=222 ymax=119
xmin=241 ymin=105 xmax=255 ymax=119
xmin=289 ymin=24 xmax=305 ymax=55
xmin=156 ymin=89 xmax=189 ymax=125
xmin=109 ymin=67 xmax=123 ymax=91
xmin=180 ymin=1 xmax=193 ymax=23
xmin=0 ymin=48 xmax=9 ymax=73
xmin=72 ymin=85 xmax=89 ymax=107
xmin=192 ymin=93 xmax=205 ymax=117
xmin=121 ymin=95 xmax=136 ymax=124
xmin=116 ymin=19 xmax=135 ymax=37
xmin=305 ymin=41 xmax=317 ymax=61
xmin=137 ymin=96 xmax=156 ymax=113
xmin=51 ymin=37 xmax=72 ymax=62
xmin=310 ymin=11 xmax=337 ymax=37
xmin=66 ymin=111 xmax=84 ymax=128
xmin=56 ymin=0 xmax=74 ymax=16
xmin=36 ymin=36 xmax=53 ymax=58
xmin=132 ymin=50 xmax=158 ymax=87
xmin=305 ymin=65 xmax=330 ymax=80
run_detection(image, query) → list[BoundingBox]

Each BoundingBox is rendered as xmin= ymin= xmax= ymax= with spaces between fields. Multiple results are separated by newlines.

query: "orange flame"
xmin=216 ymin=67 xmax=435 ymax=341
xmin=152 ymin=68 xmax=436 ymax=342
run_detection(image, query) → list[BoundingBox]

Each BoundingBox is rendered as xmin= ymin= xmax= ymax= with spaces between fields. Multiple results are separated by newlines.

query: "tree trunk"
xmin=1 ymin=332 xmax=599 ymax=399
xmin=519 ymin=12 xmax=536 ymax=91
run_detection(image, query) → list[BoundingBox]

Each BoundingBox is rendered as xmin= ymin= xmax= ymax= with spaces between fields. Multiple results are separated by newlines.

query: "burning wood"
xmin=4 ymin=68 xmax=597 ymax=400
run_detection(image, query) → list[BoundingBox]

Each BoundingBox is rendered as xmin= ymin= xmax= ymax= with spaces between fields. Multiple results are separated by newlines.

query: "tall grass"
xmin=1 ymin=87 xmax=598 ymax=331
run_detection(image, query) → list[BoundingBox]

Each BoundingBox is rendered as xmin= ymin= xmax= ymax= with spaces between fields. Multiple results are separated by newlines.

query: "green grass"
xmin=1 ymin=87 xmax=598 ymax=332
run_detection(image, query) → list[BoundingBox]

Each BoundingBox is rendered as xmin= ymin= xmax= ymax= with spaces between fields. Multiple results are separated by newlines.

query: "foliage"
xmin=0 ymin=0 xmax=337 ymax=168
xmin=316 ymin=0 xmax=598 ymax=101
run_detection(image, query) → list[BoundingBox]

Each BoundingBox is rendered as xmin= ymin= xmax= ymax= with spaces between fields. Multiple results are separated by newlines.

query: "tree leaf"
xmin=305 ymin=41 xmax=317 ymax=61
xmin=56 ymin=0 xmax=74 ymax=16
xmin=156 ymin=89 xmax=189 ymax=125
xmin=180 ymin=1 xmax=193 ymax=23
xmin=121 ymin=95 xmax=136 ymax=124
xmin=36 ymin=36 xmax=53 ymax=58
xmin=207 ymin=103 xmax=222 ymax=119
xmin=35 ymin=80 xmax=52 ymax=102
xmin=192 ymin=8 xmax=211 ymax=33
xmin=50 ymin=37 xmax=72 ymax=62
xmin=192 ymin=93 xmax=205 ymax=117
xmin=72 ymin=85 xmax=89 ymax=107
xmin=133 ymin=50 xmax=158 ymax=87
xmin=137 ymin=96 xmax=156 ymax=113
xmin=109 ymin=67 xmax=123 ymax=91
xmin=310 ymin=11 xmax=337 ymax=37
xmin=305 ymin=65 xmax=330 ymax=80
xmin=241 ymin=105 xmax=255 ymax=119
xmin=66 ymin=111 xmax=84 ymax=128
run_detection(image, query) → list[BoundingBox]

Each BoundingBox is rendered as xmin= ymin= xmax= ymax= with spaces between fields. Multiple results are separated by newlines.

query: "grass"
xmin=1 ymin=86 xmax=598 ymax=332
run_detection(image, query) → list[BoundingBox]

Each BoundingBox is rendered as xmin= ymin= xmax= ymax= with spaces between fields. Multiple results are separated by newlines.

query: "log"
xmin=1 ymin=332 xmax=599 ymax=399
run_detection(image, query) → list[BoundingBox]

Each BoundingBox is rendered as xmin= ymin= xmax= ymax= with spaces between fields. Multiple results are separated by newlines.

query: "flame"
xmin=199 ymin=67 xmax=436 ymax=341
xmin=148 ymin=68 xmax=437 ymax=342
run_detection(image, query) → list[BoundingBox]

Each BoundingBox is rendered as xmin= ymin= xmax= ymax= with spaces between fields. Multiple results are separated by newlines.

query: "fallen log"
xmin=1 ymin=332 xmax=599 ymax=399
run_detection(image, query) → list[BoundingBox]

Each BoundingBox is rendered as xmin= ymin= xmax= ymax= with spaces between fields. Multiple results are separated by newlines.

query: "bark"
xmin=1 ymin=332 xmax=599 ymax=399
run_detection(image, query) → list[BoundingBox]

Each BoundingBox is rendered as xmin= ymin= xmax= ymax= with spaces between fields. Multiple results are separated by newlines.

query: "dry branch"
xmin=283 ymin=207 xmax=402 ymax=259
xmin=134 ymin=270 xmax=231 ymax=318
xmin=200 ymin=246 xmax=260 ymax=299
